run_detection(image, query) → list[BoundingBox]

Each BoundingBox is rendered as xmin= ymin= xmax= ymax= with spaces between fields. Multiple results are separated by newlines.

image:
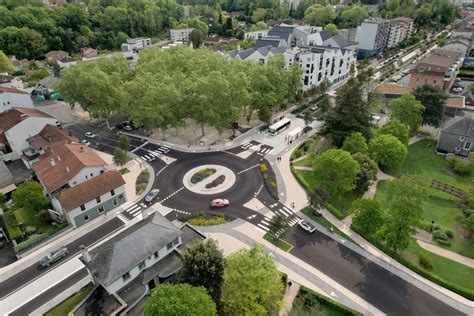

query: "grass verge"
xmin=264 ymin=233 xmax=292 ymax=252
xmin=45 ymin=284 xmax=94 ymax=316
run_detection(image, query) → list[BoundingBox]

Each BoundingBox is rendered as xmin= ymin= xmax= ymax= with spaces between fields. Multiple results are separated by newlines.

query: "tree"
xmin=389 ymin=94 xmax=425 ymax=133
xmin=178 ymin=239 xmax=225 ymax=304
xmin=465 ymin=213 xmax=474 ymax=236
xmin=312 ymin=149 xmax=360 ymax=198
xmin=0 ymin=26 xmax=47 ymax=59
xmin=414 ymin=85 xmax=447 ymax=128
xmin=342 ymin=132 xmax=368 ymax=154
xmin=352 ymin=153 xmax=378 ymax=191
xmin=324 ymin=23 xmax=338 ymax=35
xmin=12 ymin=181 xmax=48 ymax=213
xmin=378 ymin=119 xmax=409 ymax=145
xmin=0 ymin=50 xmax=13 ymax=73
xmin=304 ymin=5 xmax=335 ymax=26
xmin=384 ymin=176 xmax=427 ymax=252
xmin=319 ymin=77 xmax=372 ymax=146
xmin=339 ymin=5 xmax=369 ymax=28
xmin=189 ymin=29 xmax=204 ymax=49
xmin=350 ymin=199 xmax=384 ymax=237
xmin=119 ymin=134 xmax=130 ymax=151
xmin=222 ymin=244 xmax=283 ymax=315
xmin=268 ymin=214 xmax=289 ymax=236
xmin=369 ymin=134 xmax=407 ymax=169
xmin=252 ymin=8 xmax=267 ymax=22
xmin=143 ymin=283 xmax=217 ymax=316
xmin=113 ymin=148 xmax=128 ymax=167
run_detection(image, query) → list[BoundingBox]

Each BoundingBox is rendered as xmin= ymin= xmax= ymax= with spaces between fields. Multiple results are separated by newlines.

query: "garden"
xmin=191 ymin=168 xmax=216 ymax=184
xmin=259 ymin=160 xmax=278 ymax=200
xmin=178 ymin=212 xmax=233 ymax=226
xmin=135 ymin=168 xmax=150 ymax=195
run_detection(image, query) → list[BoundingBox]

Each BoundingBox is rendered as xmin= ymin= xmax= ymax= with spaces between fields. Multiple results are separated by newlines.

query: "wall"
xmin=357 ymin=23 xmax=379 ymax=51
xmin=0 ymin=93 xmax=34 ymax=113
xmin=105 ymin=235 xmax=182 ymax=293
xmin=68 ymin=166 xmax=107 ymax=187
xmin=69 ymin=185 xmax=126 ymax=228
xmin=409 ymin=72 xmax=445 ymax=90
xmin=5 ymin=117 xmax=58 ymax=157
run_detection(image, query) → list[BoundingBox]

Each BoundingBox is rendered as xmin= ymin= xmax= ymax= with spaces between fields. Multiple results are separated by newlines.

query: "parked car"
xmin=39 ymin=247 xmax=69 ymax=267
xmin=81 ymin=139 xmax=91 ymax=146
xmin=452 ymin=87 xmax=463 ymax=93
xmin=123 ymin=125 xmax=133 ymax=131
xmin=298 ymin=220 xmax=316 ymax=233
xmin=116 ymin=121 xmax=138 ymax=130
xmin=211 ymin=198 xmax=229 ymax=208
xmin=84 ymin=132 xmax=96 ymax=138
xmin=455 ymin=78 xmax=462 ymax=83
xmin=145 ymin=189 xmax=159 ymax=204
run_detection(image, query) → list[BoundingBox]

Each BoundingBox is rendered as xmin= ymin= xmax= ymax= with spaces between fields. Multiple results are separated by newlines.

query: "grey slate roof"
xmin=87 ymin=211 xmax=181 ymax=287
xmin=329 ymin=35 xmax=351 ymax=48
xmin=443 ymin=117 xmax=474 ymax=138
xmin=0 ymin=161 xmax=14 ymax=188
xmin=268 ymin=25 xmax=295 ymax=42
xmin=319 ymin=30 xmax=332 ymax=41
xmin=254 ymin=37 xmax=284 ymax=48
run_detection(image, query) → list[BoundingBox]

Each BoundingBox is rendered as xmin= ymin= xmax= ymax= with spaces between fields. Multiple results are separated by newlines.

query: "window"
xmin=96 ymin=197 xmax=101 ymax=203
xmin=166 ymin=241 xmax=173 ymax=250
xmin=111 ymin=189 xmax=115 ymax=196
xmin=154 ymin=251 xmax=159 ymax=259
xmin=464 ymin=142 xmax=472 ymax=150
xmin=90 ymin=173 xmax=93 ymax=177
xmin=433 ymin=80 xmax=436 ymax=83
xmin=172 ymin=237 xmax=179 ymax=246
xmin=113 ymin=198 xmax=118 ymax=206
xmin=83 ymin=213 xmax=89 ymax=221
xmin=122 ymin=272 xmax=131 ymax=281
xmin=80 ymin=204 xmax=85 ymax=211
xmin=98 ymin=205 xmax=105 ymax=213
xmin=139 ymin=261 xmax=146 ymax=271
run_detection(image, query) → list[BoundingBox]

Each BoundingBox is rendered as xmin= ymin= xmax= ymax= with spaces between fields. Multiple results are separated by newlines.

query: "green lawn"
xmin=292 ymin=156 xmax=313 ymax=167
xmin=13 ymin=208 xmax=58 ymax=234
xmin=263 ymin=233 xmax=293 ymax=252
xmin=293 ymin=169 xmax=363 ymax=218
xmin=385 ymin=139 xmax=474 ymax=191
xmin=405 ymin=240 xmax=474 ymax=291
xmin=45 ymin=285 xmax=93 ymax=316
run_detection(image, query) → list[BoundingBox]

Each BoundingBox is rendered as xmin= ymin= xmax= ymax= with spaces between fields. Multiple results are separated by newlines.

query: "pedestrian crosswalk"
xmin=255 ymin=205 xmax=301 ymax=233
xmin=241 ymin=141 xmax=255 ymax=150
xmin=118 ymin=201 xmax=145 ymax=223
xmin=138 ymin=146 xmax=170 ymax=162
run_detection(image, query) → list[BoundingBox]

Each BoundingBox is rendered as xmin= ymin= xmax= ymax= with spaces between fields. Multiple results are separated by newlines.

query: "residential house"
xmin=79 ymin=210 xmax=205 ymax=314
xmin=22 ymin=123 xmax=76 ymax=168
xmin=437 ymin=115 xmax=474 ymax=155
xmin=408 ymin=49 xmax=464 ymax=91
xmin=244 ymin=30 xmax=270 ymax=40
xmin=32 ymin=143 xmax=126 ymax=227
xmin=0 ymin=87 xmax=34 ymax=113
xmin=0 ymin=108 xmax=58 ymax=161
xmin=0 ymin=160 xmax=15 ymax=194
xmin=121 ymin=38 xmax=151 ymax=53
xmin=0 ymin=75 xmax=13 ymax=88
xmin=10 ymin=56 xmax=28 ymax=71
xmin=170 ymin=28 xmax=195 ymax=42
xmin=80 ymin=48 xmax=99 ymax=59
xmin=45 ymin=50 xmax=70 ymax=62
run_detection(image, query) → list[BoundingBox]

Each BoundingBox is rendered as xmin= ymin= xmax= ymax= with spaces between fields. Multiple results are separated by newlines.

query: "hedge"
xmin=14 ymin=233 xmax=50 ymax=253
xmin=3 ymin=212 xmax=23 ymax=242
xmin=351 ymin=225 xmax=474 ymax=300
xmin=294 ymin=286 xmax=363 ymax=316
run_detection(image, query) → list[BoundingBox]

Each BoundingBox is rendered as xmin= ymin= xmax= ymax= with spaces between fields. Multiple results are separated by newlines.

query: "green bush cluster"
xmin=3 ymin=211 xmax=23 ymax=242
xmin=293 ymin=286 xmax=362 ymax=316
xmin=451 ymin=157 xmax=471 ymax=176
xmin=431 ymin=223 xmax=454 ymax=246
xmin=14 ymin=233 xmax=49 ymax=253
xmin=191 ymin=168 xmax=217 ymax=184
xmin=419 ymin=252 xmax=433 ymax=270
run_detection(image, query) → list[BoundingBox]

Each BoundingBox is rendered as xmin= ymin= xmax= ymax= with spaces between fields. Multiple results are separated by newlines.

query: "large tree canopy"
xmin=389 ymin=94 xmax=425 ymax=133
xmin=414 ymin=84 xmax=447 ymax=128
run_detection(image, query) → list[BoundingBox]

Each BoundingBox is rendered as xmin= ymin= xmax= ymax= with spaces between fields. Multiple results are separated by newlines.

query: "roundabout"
xmin=183 ymin=164 xmax=236 ymax=195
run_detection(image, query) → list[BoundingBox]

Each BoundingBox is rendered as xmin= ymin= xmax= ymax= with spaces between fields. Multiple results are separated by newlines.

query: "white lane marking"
xmin=278 ymin=208 xmax=292 ymax=216
xmin=237 ymin=163 xmax=260 ymax=175
xmin=118 ymin=213 xmax=130 ymax=223
xmin=257 ymin=223 xmax=269 ymax=231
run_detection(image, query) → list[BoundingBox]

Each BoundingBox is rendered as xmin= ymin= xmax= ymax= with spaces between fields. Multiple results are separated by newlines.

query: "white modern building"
xmin=121 ymin=38 xmax=152 ymax=52
xmin=0 ymin=87 xmax=34 ymax=113
xmin=244 ymin=30 xmax=269 ymax=40
xmin=170 ymin=28 xmax=195 ymax=42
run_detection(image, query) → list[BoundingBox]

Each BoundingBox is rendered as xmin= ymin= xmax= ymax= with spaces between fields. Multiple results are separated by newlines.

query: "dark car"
xmin=116 ymin=121 xmax=138 ymax=130
xmin=39 ymin=247 xmax=69 ymax=267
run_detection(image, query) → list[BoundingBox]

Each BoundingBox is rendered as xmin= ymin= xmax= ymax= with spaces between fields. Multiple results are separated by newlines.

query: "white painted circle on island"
xmin=183 ymin=164 xmax=236 ymax=195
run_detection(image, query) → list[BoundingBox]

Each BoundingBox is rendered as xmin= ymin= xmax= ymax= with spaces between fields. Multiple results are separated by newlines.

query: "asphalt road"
xmin=284 ymin=227 xmax=465 ymax=316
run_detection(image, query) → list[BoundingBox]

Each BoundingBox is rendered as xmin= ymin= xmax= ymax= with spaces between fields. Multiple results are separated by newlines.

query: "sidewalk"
xmin=270 ymin=139 xmax=474 ymax=312
xmin=279 ymin=280 xmax=300 ymax=316
xmin=417 ymin=240 xmax=474 ymax=268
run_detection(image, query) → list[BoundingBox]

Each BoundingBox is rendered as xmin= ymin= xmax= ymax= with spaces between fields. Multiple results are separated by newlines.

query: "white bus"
xmin=268 ymin=118 xmax=291 ymax=135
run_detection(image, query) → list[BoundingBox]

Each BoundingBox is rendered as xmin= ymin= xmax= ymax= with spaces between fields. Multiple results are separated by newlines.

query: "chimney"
xmin=50 ymin=158 xmax=55 ymax=167
xmin=66 ymin=166 xmax=70 ymax=172
xmin=57 ymin=155 xmax=61 ymax=161
xmin=141 ymin=208 xmax=149 ymax=219
xmin=80 ymin=146 xmax=84 ymax=152
xmin=47 ymin=135 xmax=52 ymax=142
xmin=80 ymin=245 xmax=91 ymax=263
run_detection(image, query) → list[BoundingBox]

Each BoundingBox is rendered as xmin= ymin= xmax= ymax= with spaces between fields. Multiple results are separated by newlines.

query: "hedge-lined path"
xmin=417 ymin=240 xmax=474 ymax=268
xmin=279 ymin=280 xmax=301 ymax=316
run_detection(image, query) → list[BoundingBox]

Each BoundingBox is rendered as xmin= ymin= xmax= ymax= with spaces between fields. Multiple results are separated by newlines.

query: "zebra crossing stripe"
xmin=261 ymin=218 xmax=270 ymax=225
xmin=121 ymin=201 xmax=134 ymax=209
xmin=276 ymin=209 xmax=290 ymax=217
xmin=123 ymin=203 xmax=138 ymax=211
xmin=128 ymin=205 xmax=142 ymax=216
xmin=283 ymin=206 xmax=294 ymax=214
xmin=118 ymin=214 xmax=130 ymax=223
xmin=257 ymin=223 xmax=269 ymax=231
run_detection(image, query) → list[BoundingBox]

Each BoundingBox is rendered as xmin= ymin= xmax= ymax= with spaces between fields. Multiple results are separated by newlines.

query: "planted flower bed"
xmin=135 ymin=168 xmax=150 ymax=195
xmin=205 ymin=175 xmax=225 ymax=189
xmin=191 ymin=168 xmax=216 ymax=184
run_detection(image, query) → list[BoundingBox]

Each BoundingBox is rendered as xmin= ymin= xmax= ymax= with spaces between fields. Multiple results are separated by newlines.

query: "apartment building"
xmin=227 ymin=24 xmax=357 ymax=91
xmin=244 ymin=30 xmax=269 ymax=40
xmin=121 ymin=38 xmax=151 ymax=53
xmin=388 ymin=17 xmax=414 ymax=47
xmin=170 ymin=28 xmax=195 ymax=42
xmin=409 ymin=49 xmax=464 ymax=91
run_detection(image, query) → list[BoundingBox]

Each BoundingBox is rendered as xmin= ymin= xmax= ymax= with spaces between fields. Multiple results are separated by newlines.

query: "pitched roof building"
xmin=437 ymin=115 xmax=474 ymax=155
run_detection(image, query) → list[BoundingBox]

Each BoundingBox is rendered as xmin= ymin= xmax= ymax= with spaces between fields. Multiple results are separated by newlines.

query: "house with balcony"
xmin=78 ymin=210 xmax=205 ymax=314
xmin=32 ymin=143 xmax=127 ymax=227
xmin=408 ymin=49 xmax=464 ymax=91
xmin=170 ymin=28 xmax=194 ymax=43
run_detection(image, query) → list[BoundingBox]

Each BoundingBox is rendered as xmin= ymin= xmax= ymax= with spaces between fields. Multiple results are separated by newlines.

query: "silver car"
xmin=145 ymin=189 xmax=159 ymax=204
xmin=39 ymin=247 xmax=69 ymax=267
xmin=299 ymin=220 xmax=316 ymax=233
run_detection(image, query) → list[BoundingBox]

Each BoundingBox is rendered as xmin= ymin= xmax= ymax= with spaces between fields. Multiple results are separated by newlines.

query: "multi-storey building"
xmin=170 ymin=28 xmax=195 ymax=42
xmin=409 ymin=49 xmax=464 ymax=91
xmin=244 ymin=30 xmax=269 ymax=40
xmin=121 ymin=38 xmax=151 ymax=52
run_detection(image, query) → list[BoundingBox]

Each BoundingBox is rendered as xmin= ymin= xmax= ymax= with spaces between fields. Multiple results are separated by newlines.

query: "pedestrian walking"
xmin=288 ymin=281 xmax=292 ymax=288
xmin=291 ymin=202 xmax=295 ymax=209
xmin=330 ymin=226 xmax=334 ymax=233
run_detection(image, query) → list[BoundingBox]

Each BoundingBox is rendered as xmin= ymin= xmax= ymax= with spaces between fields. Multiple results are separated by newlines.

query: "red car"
xmin=211 ymin=198 xmax=229 ymax=208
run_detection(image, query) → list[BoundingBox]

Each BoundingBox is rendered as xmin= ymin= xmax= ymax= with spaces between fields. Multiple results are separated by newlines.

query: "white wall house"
xmin=0 ymin=87 xmax=34 ymax=113
xmin=121 ymin=38 xmax=151 ymax=52
xmin=244 ymin=30 xmax=269 ymax=40
xmin=170 ymin=28 xmax=195 ymax=42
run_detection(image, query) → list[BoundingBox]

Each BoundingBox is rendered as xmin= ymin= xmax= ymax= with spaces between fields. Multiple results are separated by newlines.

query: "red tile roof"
xmin=29 ymin=124 xmax=77 ymax=151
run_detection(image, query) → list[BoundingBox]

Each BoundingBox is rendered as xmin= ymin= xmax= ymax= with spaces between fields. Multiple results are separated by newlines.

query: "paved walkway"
xmin=363 ymin=169 xmax=395 ymax=199
xmin=293 ymin=166 xmax=312 ymax=171
xmin=417 ymin=240 xmax=474 ymax=268
xmin=270 ymin=139 xmax=473 ymax=311
xmin=279 ymin=280 xmax=300 ymax=316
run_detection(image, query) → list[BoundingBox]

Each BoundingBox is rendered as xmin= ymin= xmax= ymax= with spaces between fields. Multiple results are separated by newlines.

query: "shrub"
xmin=436 ymin=239 xmax=451 ymax=246
xmin=14 ymin=233 xmax=49 ymax=253
xmin=191 ymin=168 xmax=216 ymax=184
xmin=451 ymin=157 xmax=471 ymax=175
xmin=431 ymin=223 xmax=440 ymax=232
xmin=260 ymin=162 xmax=268 ymax=173
xmin=205 ymin=175 xmax=225 ymax=188
xmin=432 ymin=230 xmax=449 ymax=241
xmin=419 ymin=252 xmax=433 ymax=270
xmin=3 ymin=211 xmax=23 ymax=242
xmin=445 ymin=229 xmax=454 ymax=238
